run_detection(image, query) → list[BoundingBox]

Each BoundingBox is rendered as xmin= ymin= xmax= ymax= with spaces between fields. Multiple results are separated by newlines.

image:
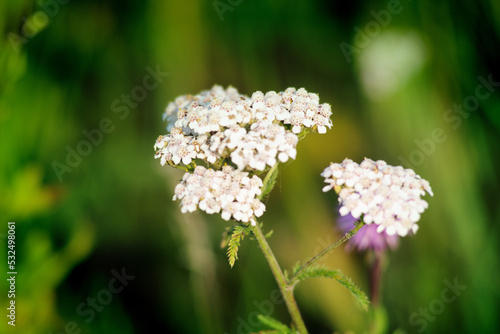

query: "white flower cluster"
xmin=154 ymin=85 xmax=332 ymax=171
xmin=173 ymin=165 xmax=265 ymax=225
xmin=321 ymin=158 xmax=433 ymax=237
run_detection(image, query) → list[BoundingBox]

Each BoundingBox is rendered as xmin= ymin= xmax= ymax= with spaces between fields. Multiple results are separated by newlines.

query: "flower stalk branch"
xmin=292 ymin=220 xmax=365 ymax=280
xmin=252 ymin=223 xmax=308 ymax=334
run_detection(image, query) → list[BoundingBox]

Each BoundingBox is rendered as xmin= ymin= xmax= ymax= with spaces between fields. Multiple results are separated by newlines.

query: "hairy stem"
xmin=292 ymin=220 xmax=365 ymax=280
xmin=252 ymin=223 xmax=308 ymax=334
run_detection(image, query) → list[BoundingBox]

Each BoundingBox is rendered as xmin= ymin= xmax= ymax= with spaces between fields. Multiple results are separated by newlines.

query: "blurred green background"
xmin=1 ymin=0 xmax=499 ymax=333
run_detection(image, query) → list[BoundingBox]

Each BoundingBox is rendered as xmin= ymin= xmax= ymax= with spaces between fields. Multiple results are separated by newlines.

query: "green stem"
xmin=252 ymin=223 xmax=308 ymax=334
xmin=370 ymin=251 xmax=383 ymax=308
xmin=292 ymin=220 xmax=365 ymax=280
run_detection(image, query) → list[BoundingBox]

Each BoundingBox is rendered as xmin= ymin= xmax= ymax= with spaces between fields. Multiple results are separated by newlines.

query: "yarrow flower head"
xmin=173 ymin=165 xmax=265 ymax=225
xmin=155 ymin=85 xmax=332 ymax=225
xmin=322 ymin=158 xmax=433 ymax=237
xmin=337 ymin=212 xmax=399 ymax=252
xmin=154 ymin=85 xmax=332 ymax=173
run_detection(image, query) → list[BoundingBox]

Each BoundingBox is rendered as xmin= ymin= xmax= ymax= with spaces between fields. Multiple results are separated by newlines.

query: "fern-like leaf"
xmin=264 ymin=229 xmax=274 ymax=239
xmin=294 ymin=265 xmax=370 ymax=310
xmin=292 ymin=261 xmax=301 ymax=274
xmin=258 ymin=164 xmax=279 ymax=200
xmin=284 ymin=261 xmax=301 ymax=283
xmin=226 ymin=225 xmax=251 ymax=267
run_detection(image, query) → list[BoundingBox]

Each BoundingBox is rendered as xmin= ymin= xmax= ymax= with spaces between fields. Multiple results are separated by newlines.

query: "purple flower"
xmin=338 ymin=213 xmax=399 ymax=252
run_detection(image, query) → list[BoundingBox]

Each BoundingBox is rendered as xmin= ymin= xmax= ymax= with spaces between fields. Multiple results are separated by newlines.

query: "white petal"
xmin=376 ymin=224 xmax=385 ymax=233
xmin=396 ymin=224 xmax=409 ymax=237
xmin=322 ymin=185 xmax=333 ymax=192
xmin=339 ymin=206 xmax=349 ymax=216
xmin=385 ymin=225 xmax=397 ymax=236
xmin=412 ymin=224 xmax=419 ymax=234
xmin=278 ymin=152 xmax=289 ymax=163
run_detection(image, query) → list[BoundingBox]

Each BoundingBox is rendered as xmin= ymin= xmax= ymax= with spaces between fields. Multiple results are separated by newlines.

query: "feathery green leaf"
xmin=264 ymin=229 xmax=274 ymax=239
xmin=258 ymin=164 xmax=279 ymax=200
xmin=294 ymin=265 xmax=370 ymax=310
xmin=226 ymin=224 xmax=251 ymax=267
xmin=292 ymin=261 xmax=301 ymax=274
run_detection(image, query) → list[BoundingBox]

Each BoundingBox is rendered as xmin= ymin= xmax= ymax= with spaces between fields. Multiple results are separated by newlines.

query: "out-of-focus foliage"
xmin=1 ymin=0 xmax=499 ymax=333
